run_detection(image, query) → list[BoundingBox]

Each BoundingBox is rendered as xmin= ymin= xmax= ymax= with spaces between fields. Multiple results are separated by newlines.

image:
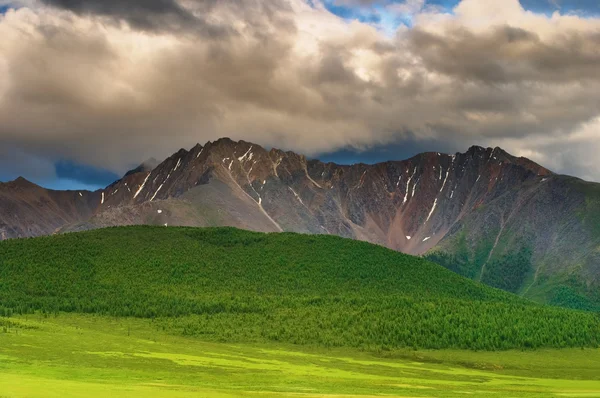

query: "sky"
xmin=0 ymin=0 xmax=599 ymax=190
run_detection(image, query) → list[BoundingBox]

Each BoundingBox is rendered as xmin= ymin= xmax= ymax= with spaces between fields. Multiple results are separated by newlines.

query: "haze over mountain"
xmin=1 ymin=138 xmax=599 ymax=309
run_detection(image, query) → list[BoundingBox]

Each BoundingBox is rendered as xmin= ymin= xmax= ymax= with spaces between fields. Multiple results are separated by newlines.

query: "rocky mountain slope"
xmin=0 ymin=177 xmax=100 ymax=240
xmin=1 ymin=138 xmax=599 ymax=308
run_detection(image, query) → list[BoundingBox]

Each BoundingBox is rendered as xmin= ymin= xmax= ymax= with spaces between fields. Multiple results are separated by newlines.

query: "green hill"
xmin=0 ymin=226 xmax=598 ymax=350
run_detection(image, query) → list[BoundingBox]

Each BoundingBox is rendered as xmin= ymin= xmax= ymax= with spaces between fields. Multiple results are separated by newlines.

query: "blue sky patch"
xmin=323 ymin=0 xmax=600 ymax=24
xmin=323 ymin=2 xmax=382 ymax=24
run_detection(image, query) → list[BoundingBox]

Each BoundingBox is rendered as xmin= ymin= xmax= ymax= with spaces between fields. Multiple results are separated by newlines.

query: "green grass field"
xmin=1 ymin=314 xmax=600 ymax=397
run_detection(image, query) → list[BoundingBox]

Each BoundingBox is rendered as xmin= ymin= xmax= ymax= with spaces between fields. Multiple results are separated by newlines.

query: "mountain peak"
xmin=211 ymin=137 xmax=236 ymax=146
xmin=124 ymin=158 xmax=160 ymax=178
xmin=466 ymin=145 xmax=488 ymax=153
xmin=175 ymin=148 xmax=189 ymax=156
xmin=462 ymin=145 xmax=551 ymax=176
xmin=8 ymin=176 xmax=38 ymax=188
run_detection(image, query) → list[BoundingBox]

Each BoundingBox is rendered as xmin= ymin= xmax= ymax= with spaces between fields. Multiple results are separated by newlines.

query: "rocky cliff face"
xmin=1 ymin=138 xmax=598 ymax=307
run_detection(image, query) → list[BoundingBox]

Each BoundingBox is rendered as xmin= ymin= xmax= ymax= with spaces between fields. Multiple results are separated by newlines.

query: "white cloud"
xmin=386 ymin=0 xmax=425 ymax=17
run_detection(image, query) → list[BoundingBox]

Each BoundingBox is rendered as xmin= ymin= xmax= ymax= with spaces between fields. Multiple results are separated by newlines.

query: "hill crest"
xmin=1 ymin=225 xmax=598 ymax=351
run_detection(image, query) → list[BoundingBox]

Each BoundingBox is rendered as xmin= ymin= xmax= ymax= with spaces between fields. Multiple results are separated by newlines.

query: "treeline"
xmin=158 ymin=296 xmax=600 ymax=350
xmin=426 ymin=248 xmax=600 ymax=311
xmin=550 ymin=285 xmax=600 ymax=312
xmin=481 ymin=246 xmax=532 ymax=293
xmin=0 ymin=226 xmax=598 ymax=351
xmin=425 ymin=246 xmax=532 ymax=293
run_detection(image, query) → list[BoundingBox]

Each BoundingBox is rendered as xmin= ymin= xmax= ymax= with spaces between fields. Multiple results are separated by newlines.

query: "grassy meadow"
xmin=1 ymin=314 xmax=600 ymax=397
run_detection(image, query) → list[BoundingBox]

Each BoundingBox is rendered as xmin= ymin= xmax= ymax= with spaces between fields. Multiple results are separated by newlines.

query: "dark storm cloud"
xmin=39 ymin=0 xmax=231 ymax=35
xmin=42 ymin=0 xmax=189 ymax=17
xmin=0 ymin=145 xmax=57 ymax=182
xmin=55 ymin=160 xmax=120 ymax=186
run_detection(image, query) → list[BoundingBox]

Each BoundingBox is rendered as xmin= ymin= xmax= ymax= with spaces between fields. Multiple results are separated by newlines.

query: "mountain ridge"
xmin=1 ymin=138 xmax=598 ymax=308
xmin=1 ymin=141 xmax=551 ymax=194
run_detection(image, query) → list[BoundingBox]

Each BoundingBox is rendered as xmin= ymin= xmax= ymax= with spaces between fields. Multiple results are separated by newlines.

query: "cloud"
xmin=409 ymin=25 xmax=600 ymax=83
xmin=0 ymin=0 xmax=599 ymax=183
xmin=0 ymin=145 xmax=57 ymax=182
xmin=386 ymin=0 xmax=425 ymax=16
xmin=333 ymin=0 xmax=382 ymax=6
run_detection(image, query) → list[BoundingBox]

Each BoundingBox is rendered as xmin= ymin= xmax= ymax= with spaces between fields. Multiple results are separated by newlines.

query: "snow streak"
xmin=289 ymin=187 xmax=306 ymax=206
xmin=440 ymin=170 xmax=449 ymax=193
xmin=425 ymin=198 xmax=438 ymax=223
xmin=150 ymin=184 xmax=164 ymax=201
xmin=403 ymin=167 xmax=417 ymax=205
xmin=238 ymin=147 xmax=252 ymax=162
xmin=411 ymin=178 xmax=419 ymax=198
xmin=134 ymin=173 xmax=151 ymax=199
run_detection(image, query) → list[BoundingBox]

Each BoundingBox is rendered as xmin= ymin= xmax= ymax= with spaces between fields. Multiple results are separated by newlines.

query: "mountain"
xmin=1 ymin=226 xmax=598 ymax=350
xmin=1 ymin=138 xmax=599 ymax=308
xmin=0 ymin=177 xmax=100 ymax=240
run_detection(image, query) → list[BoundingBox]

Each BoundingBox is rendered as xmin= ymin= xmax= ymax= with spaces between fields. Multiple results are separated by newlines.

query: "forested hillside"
xmin=0 ymin=226 xmax=598 ymax=350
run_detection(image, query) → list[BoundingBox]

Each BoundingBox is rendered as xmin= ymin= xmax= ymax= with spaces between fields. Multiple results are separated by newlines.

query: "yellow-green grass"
xmin=1 ymin=314 xmax=599 ymax=397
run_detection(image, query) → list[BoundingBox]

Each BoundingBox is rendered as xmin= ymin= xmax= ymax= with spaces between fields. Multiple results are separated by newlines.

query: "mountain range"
xmin=1 ymin=138 xmax=599 ymax=308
